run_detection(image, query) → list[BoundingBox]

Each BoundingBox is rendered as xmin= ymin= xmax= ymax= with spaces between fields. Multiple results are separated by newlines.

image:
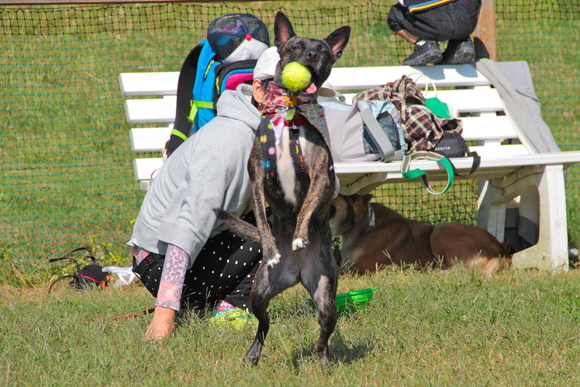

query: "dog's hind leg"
xmin=300 ymin=223 xmax=338 ymax=368
xmin=243 ymin=263 xmax=272 ymax=366
xmin=303 ymin=265 xmax=337 ymax=368
xmin=244 ymin=251 xmax=300 ymax=366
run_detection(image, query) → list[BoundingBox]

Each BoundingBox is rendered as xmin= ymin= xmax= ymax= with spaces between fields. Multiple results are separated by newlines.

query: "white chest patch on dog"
xmin=276 ymin=126 xmax=297 ymax=205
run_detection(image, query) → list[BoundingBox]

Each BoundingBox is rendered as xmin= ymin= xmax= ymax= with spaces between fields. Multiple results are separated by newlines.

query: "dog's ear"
xmin=349 ymin=194 xmax=370 ymax=219
xmin=361 ymin=194 xmax=373 ymax=207
xmin=274 ymin=11 xmax=296 ymax=48
xmin=324 ymin=26 xmax=351 ymax=59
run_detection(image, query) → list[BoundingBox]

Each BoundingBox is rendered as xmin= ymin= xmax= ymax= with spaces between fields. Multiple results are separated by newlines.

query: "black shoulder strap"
xmin=48 ymin=246 xmax=95 ymax=274
xmin=451 ymin=151 xmax=481 ymax=178
xmin=48 ymin=274 xmax=77 ymax=293
xmin=165 ymin=44 xmax=203 ymax=157
xmin=48 ymin=246 xmax=94 ymax=262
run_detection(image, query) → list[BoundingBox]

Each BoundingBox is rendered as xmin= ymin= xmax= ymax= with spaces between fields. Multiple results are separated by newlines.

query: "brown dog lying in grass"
xmin=330 ymin=194 xmax=512 ymax=274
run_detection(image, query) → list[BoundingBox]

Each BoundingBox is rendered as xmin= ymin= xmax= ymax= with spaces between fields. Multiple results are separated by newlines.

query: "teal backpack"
xmin=165 ymin=14 xmax=270 ymax=156
xmin=165 ymin=40 xmax=258 ymax=156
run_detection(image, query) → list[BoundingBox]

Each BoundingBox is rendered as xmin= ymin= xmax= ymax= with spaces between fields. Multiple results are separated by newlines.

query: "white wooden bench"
xmin=119 ymin=63 xmax=580 ymax=272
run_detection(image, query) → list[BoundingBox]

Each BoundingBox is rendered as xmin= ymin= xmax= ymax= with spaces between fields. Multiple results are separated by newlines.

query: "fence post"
xmin=473 ymin=0 xmax=497 ymax=60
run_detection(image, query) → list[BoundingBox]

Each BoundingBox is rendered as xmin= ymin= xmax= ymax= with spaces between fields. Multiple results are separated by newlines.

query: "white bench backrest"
xmin=120 ymin=63 xmax=527 ymax=189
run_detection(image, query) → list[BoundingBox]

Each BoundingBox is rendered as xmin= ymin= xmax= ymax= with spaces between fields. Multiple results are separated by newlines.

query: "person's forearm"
xmin=156 ymin=244 xmax=190 ymax=311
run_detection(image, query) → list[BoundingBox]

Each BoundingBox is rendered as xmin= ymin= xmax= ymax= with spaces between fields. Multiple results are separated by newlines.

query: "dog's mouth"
xmin=305 ymin=70 xmax=319 ymax=94
xmin=302 ymin=66 xmax=319 ymax=95
xmin=304 ymin=81 xmax=318 ymax=94
xmin=279 ymin=62 xmax=322 ymax=95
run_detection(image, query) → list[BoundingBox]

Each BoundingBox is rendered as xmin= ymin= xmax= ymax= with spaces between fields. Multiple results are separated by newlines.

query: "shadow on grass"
xmin=280 ymin=326 xmax=377 ymax=373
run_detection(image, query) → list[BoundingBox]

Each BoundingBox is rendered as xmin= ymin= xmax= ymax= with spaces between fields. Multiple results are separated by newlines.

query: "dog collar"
xmin=262 ymin=82 xmax=331 ymax=149
xmin=368 ymin=204 xmax=376 ymax=227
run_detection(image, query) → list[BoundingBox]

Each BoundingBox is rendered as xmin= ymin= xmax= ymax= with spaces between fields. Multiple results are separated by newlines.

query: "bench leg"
xmin=478 ymin=164 xmax=569 ymax=272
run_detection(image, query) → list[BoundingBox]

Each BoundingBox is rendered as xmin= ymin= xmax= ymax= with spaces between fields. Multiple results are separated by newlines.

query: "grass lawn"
xmin=1 ymin=3 xmax=579 ymax=383
xmin=2 ymin=267 xmax=580 ymax=385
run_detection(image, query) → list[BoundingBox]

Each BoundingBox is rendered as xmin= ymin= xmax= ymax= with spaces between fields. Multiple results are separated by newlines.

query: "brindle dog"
xmin=215 ymin=12 xmax=350 ymax=368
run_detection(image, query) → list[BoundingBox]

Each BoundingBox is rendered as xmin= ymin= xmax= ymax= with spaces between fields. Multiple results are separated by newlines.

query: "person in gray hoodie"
xmin=129 ymin=48 xmax=283 ymax=340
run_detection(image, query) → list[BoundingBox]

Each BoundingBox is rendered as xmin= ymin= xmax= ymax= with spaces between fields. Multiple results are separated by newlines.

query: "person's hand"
xmin=145 ymin=306 xmax=176 ymax=341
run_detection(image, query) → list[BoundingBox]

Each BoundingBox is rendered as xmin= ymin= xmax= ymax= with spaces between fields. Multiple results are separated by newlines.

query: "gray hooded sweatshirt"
xmin=129 ymin=84 xmax=260 ymax=268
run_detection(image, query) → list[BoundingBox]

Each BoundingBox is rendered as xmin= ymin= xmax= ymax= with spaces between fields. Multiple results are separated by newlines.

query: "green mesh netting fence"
xmin=1 ymin=1 xmax=579 ymax=270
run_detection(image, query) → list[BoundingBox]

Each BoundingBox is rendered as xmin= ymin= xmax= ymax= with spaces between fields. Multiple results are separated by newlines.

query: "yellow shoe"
xmin=209 ymin=307 xmax=258 ymax=330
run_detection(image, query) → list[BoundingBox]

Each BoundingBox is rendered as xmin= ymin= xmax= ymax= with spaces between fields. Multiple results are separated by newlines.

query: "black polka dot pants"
xmin=136 ymin=211 xmax=265 ymax=312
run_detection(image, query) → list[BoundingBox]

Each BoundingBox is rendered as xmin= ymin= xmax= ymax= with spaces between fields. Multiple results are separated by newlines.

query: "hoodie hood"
xmin=215 ymin=84 xmax=261 ymax=133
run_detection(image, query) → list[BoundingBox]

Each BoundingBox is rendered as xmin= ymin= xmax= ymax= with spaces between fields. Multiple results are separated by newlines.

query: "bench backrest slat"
xmin=124 ymin=87 xmax=505 ymax=124
xmin=118 ymin=64 xmax=492 ymax=96
xmin=326 ymin=65 xmax=492 ymax=89
xmin=130 ymin=127 xmax=172 ymax=152
xmin=119 ymin=72 xmax=179 ymax=96
xmin=125 ymin=96 xmax=177 ymax=123
xmin=129 ymin=114 xmax=517 ymax=153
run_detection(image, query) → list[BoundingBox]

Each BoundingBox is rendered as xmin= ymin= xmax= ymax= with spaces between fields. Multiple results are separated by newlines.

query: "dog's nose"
xmin=305 ymin=49 xmax=319 ymax=62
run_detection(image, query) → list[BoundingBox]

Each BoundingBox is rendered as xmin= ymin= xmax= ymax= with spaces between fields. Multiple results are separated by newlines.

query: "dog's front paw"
xmin=292 ymin=238 xmax=309 ymax=251
xmin=266 ymin=254 xmax=282 ymax=267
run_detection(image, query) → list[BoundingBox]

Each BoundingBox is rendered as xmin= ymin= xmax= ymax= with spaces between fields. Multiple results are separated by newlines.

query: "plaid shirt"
xmin=353 ymin=75 xmax=463 ymax=154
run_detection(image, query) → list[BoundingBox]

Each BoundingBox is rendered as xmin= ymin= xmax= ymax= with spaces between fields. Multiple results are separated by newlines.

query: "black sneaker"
xmin=440 ymin=38 xmax=476 ymax=64
xmin=402 ymin=40 xmax=442 ymax=66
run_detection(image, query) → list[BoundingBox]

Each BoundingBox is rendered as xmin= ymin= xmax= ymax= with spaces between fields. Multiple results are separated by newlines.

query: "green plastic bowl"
xmin=335 ymin=287 xmax=377 ymax=313
xmin=302 ymin=287 xmax=377 ymax=315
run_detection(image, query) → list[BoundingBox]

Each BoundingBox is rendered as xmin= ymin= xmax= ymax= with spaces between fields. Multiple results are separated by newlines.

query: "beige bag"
xmin=323 ymin=101 xmax=397 ymax=163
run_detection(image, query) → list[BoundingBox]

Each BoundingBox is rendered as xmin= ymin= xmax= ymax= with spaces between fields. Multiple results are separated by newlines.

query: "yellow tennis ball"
xmin=281 ymin=62 xmax=312 ymax=91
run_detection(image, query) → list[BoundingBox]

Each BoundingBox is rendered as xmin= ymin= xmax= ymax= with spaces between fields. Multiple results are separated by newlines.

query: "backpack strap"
xmin=401 ymin=151 xmax=455 ymax=195
xmin=48 ymin=275 xmax=77 ymax=293
xmin=451 ymin=150 xmax=481 ymax=178
xmin=214 ymin=59 xmax=257 ymax=98
xmin=48 ymin=246 xmax=93 ymax=267
xmin=357 ymin=101 xmax=396 ymax=162
xmin=165 ymin=44 xmax=203 ymax=157
xmin=190 ymin=41 xmax=221 ymax=134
